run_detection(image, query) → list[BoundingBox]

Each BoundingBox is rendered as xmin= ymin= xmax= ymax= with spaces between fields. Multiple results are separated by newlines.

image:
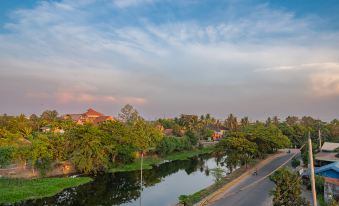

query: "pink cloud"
xmin=26 ymin=90 xmax=147 ymax=105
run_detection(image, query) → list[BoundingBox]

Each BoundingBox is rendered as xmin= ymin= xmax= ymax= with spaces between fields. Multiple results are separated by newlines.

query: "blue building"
xmin=314 ymin=162 xmax=339 ymax=179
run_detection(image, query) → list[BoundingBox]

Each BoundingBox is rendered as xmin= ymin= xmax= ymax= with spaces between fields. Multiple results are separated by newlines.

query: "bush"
xmin=0 ymin=147 xmax=14 ymax=168
xmin=186 ymin=130 xmax=198 ymax=146
xmin=291 ymin=157 xmax=300 ymax=168
xmin=35 ymin=158 xmax=53 ymax=176
xmin=315 ymin=175 xmax=325 ymax=194
xmin=156 ymin=136 xmax=192 ymax=156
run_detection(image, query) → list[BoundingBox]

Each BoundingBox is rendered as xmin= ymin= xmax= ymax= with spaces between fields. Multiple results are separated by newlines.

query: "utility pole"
xmin=308 ymin=132 xmax=317 ymax=206
xmin=318 ymin=129 xmax=322 ymax=152
xmin=139 ymin=151 xmax=144 ymax=206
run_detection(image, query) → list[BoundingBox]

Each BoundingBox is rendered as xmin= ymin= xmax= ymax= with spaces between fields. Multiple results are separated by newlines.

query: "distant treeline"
xmin=0 ymin=104 xmax=338 ymax=174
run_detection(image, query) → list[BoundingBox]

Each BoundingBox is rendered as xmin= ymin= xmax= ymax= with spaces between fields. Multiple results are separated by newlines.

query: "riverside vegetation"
xmin=179 ymin=116 xmax=339 ymax=205
xmin=1 ymin=105 xmax=338 ymax=204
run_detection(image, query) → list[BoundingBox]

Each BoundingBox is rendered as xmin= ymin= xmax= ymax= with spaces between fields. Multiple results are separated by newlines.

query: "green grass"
xmin=109 ymin=147 xmax=214 ymax=173
xmin=0 ymin=177 xmax=93 ymax=204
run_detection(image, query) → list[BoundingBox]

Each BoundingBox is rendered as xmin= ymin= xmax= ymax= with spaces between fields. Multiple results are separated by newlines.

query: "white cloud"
xmin=112 ymin=0 xmax=154 ymax=8
xmin=0 ymin=0 xmax=339 ymax=119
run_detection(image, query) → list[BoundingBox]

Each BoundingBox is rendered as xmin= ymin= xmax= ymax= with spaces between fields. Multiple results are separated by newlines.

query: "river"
xmin=15 ymin=155 xmax=229 ymax=206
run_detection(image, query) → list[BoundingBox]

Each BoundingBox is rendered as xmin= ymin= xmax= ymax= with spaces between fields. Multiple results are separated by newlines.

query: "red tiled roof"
xmin=93 ymin=116 xmax=113 ymax=124
xmin=164 ymin=128 xmax=173 ymax=136
xmin=84 ymin=108 xmax=103 ymax=116
xmin=325 ymin=177 xmax=339 ymax=185
xmin=64 ymin=114 xmax=82 ymax=121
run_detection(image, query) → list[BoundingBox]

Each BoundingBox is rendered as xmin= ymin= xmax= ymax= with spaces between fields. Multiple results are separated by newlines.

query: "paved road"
xmin=210 ymin=151 xmax=298 ymax=206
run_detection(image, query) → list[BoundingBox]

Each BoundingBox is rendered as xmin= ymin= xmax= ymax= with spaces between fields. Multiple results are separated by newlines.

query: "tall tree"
xmin=216 ymin=136 xmax=257 ymax=168
xmin=240 ymin=117 xmax=249 ymax=127
xmin=118 ymin=104 xmax=141 ymax=123
xmin=225 ymin=114 xmax=238 ymax=131
xmin=67 ymin=124 xmax=108 ymax=174
xmin=270 ymin=167 xmax=310 ymax=206
xmin=285 ymin=116 xmax=299 ymax=126
xmin=272 ymin=116 xmax=279 ymax=125
xmin=40 ymin=110 xmax=58 ymax=122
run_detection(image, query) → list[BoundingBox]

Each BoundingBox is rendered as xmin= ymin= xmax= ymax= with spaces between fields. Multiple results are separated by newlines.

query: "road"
xmin=210 ymin=150 xmax=298 ymax=206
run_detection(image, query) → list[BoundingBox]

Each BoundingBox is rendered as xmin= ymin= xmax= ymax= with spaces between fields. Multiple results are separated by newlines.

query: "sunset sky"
xmin=0 ymin=0 xmax=338 ymax=120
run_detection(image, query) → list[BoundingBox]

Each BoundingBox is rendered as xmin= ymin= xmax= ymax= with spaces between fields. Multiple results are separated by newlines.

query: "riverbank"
xmin=178 ymin=152 xmax=284 ymax=206
xmin=109 ymin=147 xmax=214 ymax=173
xmin=0 ymin=177 xmax=92 ymax=204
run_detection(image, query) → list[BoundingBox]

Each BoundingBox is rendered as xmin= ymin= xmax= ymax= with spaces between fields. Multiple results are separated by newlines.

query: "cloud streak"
xmin=0 ymin=0 xmax=338 ymax=119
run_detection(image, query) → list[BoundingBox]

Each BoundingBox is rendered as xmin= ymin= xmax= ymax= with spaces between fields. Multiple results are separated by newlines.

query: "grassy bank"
xmin=179 ymin=159 xmax=261 ymax=206
xmin=109 ymin=147 xmax=214 ymax=173
xmin=0 ymin=177 xmax=93 ymax=204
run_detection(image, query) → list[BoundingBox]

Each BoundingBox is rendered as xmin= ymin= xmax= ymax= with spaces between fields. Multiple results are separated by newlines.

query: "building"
xmin=324 ymin=177 xmax=339 ymax=203
xmin=207 ymin=125 xmax=228 ymax=141
xmin=302 ymin=162 xmax=339 ymax=203
xmin=315 ymin=142 xmax=339 ymax=166
xmin=63 ymin=108 xmax=114 ymax=125
xmin=314 ymin=162 xmax=339 ymax=179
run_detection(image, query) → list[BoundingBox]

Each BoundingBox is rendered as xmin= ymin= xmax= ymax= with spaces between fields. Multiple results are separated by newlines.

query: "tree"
xmin=129 ymin=119 xmax=163 ymax=151
xmin=67 ymin=124 xmax=108 ymax=174
xmin=40 ymin=110 xmax=58 ymax=122
xmin=210 ymin=167 xmax=225 ymax=186
xmin=244 ymin=124 xmax=291 ymax=157
xmin=186 ymin=130 xmax=198 ymax=146
xmin=178 ymin=114 xmax=198 ymax=130
xmin=216 ymin=136 xmax=258 ymax=168
xmin=266 ymin=117 xmax=272 ymax=125
xmin=0 ymin=147 xmax=14 ymax=168
xmin=272 ymin=116 xmax=279 ymax=125
xmin=30 ymin=134 xmax=54 ymax=175
xmin=118 ymin=104 xmax=140 ymax=123
xmin=270 ymin=167 xmax=310 ymax=206
xmin=285 ymin=116 xmax=299 ymax=126
xmin=225 ymin=114 xmax=238 ymax=131
xmin=240 ymin=117 xmax=249 ymax=127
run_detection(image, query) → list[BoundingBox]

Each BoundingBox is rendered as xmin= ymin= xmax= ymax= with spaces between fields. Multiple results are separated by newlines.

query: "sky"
xmin=0 ymin=0 xmax=338 ymax=121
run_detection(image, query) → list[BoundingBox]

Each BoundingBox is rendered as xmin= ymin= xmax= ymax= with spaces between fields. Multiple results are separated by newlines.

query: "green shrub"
xmin=156 ymin=136 xmax=192 ymax=156
xmin=315 ymin=175 xmax=325 ymax=194
xmin=291 ymin=157 xmax=300 ymax=168
xmin=0 ymin=147 xmax=14 ymax=168
xmin=35 ymin=158 xmax=53 ymax=177
xmin=186 ymin=130 xmax=198 ymax=146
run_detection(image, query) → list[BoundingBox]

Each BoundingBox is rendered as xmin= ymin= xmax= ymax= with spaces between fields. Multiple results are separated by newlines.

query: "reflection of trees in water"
xmin=16 ymin=172 xmax=141 ymax=206
xmin=15 ymin=155 xmax=212 ymax=206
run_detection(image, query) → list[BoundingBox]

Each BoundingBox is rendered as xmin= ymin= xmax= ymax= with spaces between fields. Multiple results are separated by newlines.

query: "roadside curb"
xmin=196 ymin=152 xmax=287 ymax=206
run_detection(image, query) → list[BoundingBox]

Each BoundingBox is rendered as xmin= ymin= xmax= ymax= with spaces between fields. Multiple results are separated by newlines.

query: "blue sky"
xmin=0 ymin=0 xmax=338 ymax=120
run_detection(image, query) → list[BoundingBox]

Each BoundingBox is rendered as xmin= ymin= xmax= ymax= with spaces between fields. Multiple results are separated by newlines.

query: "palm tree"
xmin=225 ymin=114 xmax=238 ymax=131
xmin=273 ymin=116 xmax=279 ymax=125
xmin=241 ymin=117 xmax=249 ymax=127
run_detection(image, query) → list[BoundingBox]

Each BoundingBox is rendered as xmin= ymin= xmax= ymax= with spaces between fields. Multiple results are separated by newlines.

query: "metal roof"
xmin=321 ymin=142 xmax=339 ymax=152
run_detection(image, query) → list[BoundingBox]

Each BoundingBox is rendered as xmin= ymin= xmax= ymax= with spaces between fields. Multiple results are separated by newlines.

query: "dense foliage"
xmin=0 ymin=106 xmax=338 ymax=175
xmin=270 ymin=167 xmax=310 ymax=206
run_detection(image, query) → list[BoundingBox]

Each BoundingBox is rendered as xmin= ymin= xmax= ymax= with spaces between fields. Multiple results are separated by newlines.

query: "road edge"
xmin=196 ymin=152 xmax=287 ymax=206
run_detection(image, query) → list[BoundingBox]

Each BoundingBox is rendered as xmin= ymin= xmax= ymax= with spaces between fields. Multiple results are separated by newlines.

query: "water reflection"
xmin=10 ymin=154 xmax=227 ymax=206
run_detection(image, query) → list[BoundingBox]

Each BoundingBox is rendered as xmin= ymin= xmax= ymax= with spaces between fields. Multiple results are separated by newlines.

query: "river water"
xmin=14 ymin=155 xmax=229 ymax=206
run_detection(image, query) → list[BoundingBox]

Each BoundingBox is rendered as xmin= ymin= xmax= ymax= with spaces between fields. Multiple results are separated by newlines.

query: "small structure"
xmin=315 ymin=142 xmax=339 ymax=166
xmin=302 ymin=162 xmax=339 ymax=203
xmin=207 ymin=125 xmax=227 ymax=141
xmin=324 ymin=177 xmax=339 ymax=203
xmin=322 ymin=142 xmax=339 ymax=152
xmin=40 ymin=126 xmax=51 ymax=132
